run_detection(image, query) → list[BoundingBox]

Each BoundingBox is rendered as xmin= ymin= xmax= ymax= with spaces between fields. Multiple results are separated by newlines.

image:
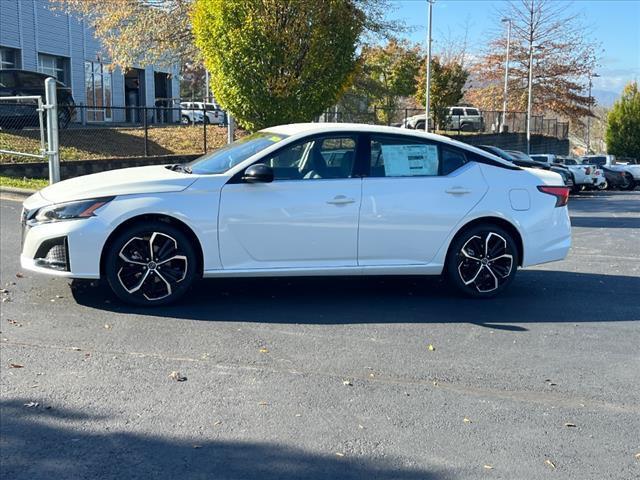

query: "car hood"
xmin=37 ymin=165 xmax=198 ymax=204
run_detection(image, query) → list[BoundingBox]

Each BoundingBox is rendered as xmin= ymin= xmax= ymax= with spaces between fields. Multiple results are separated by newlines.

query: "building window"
xmin=0 ymin=47 xmax=21 ymax=69
xmin=37 ymin=54 xmax=69 ymax=85
xmin=85 ymin=61 xmax=112 ymax=122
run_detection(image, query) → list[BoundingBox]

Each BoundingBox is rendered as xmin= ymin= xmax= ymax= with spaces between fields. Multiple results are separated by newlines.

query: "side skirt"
xmin=202 ymin=264 xmax=444 ymax=278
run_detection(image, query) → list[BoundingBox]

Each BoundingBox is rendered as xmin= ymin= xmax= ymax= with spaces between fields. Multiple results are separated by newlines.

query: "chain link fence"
xmin=1 ymin=104 xmax=233 ymax=163
xmin=318 ymin=106 xmax=569 ymax=140
xmin=2 ymin=99 xmax=570 ymax=165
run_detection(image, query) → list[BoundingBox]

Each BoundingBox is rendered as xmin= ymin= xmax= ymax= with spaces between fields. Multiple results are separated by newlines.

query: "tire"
xmin=104 ymin=221 xmax=198 ymax=306
xmin=446 ymin=224 xmax=518 ymax=298
xmin=181 ymin=115 xmax=191 ymax=125
xmin=570 ymin=184 xmax=582 ymax=194
xmin=621 ymin=174 xmax=635 ymax=191
xmin=414 ymin=120 xmax=425 ymax=130
xmin=596 ymin=180 xmax=608 ymax=191
xmin=460 ymin=122 xmax=474 ymax=132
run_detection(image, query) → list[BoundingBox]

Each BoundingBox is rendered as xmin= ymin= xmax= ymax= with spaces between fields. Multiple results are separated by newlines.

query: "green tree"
xmin=605 ymin=82 xmax=640 ymax=159
xmin=415 ymin=57 xmax=469 ymax=130
xmin=347 ymin=40 xmax=421 ymax=125
xmin=193 ymin=0 xmax=368 ymax=130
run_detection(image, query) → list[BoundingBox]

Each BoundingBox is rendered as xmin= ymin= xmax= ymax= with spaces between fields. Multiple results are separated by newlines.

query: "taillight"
xmin=595 ymin=170 xmax=601 ymax=175
xmin=538 ymin=186 xmax=570 ymax=207
xmin=584 ymin=167 xmax=591 ymax=175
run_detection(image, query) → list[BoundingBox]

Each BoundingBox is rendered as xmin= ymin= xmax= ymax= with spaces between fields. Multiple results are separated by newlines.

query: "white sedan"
xmin=20 ymin=124 xmax=571 ymax=305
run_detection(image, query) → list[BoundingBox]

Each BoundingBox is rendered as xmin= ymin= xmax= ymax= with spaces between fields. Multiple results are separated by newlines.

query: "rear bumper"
xmin=522 ymin=206 xmax=571 ymax=267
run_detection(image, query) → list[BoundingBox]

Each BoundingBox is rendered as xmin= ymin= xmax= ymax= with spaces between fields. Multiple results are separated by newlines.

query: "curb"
xmin=0 ymin=186 xmax=36 ymax=198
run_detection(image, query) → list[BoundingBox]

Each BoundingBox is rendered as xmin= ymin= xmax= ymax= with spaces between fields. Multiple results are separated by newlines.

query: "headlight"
xmin=33 ymin=197 xmax=114 ymax=224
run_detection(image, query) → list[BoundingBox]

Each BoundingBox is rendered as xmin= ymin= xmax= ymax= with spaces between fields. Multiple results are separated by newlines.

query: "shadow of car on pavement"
xmin=71 ymin=270 xmax=640 ymax=331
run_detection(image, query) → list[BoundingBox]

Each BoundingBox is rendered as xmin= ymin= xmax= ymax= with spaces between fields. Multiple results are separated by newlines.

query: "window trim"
xmin=85 ymin=60 xmax=113 ymax=122
xmin=229 ymin=132 xmax=368 ymax=184
xmin=37 ymin=53 xmax=68 ymax=85
xmin=0 ymin=47 xmax=21 ymax=70
xmin=365 ymin=133 xmax=443 ymax=178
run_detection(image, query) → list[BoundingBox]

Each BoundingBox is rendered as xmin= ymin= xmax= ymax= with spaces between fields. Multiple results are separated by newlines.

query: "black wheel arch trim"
xmin=446 ymin=217 xmax=524 ymax=267
xmin=100 ymin=214 xmax=204 ymax=278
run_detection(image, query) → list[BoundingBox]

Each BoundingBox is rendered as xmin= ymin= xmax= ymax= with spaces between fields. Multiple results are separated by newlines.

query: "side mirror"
xmin=242 ymin=164 xmax=274 ymax=183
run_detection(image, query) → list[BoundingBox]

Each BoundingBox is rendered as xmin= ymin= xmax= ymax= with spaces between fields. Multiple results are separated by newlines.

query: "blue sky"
xmin=385 ymin=0 xmax=640 ymax=95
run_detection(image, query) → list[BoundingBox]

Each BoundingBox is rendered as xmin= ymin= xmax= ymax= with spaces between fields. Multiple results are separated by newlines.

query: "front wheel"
xmin=104 ymin=222 xmax=198 ymax=306
xmin=446 ymin=225 xmax=518 ymax=298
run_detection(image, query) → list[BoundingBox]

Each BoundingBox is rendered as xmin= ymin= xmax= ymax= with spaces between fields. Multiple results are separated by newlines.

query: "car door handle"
xmin=445 ymin=187 xmax=472 ymax=195
xmin=327 ymin=195 xmax=356 ymax=205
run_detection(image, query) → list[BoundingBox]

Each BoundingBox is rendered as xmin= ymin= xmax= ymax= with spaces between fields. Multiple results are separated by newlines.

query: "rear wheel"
xmin=596 ymin=180 xmax=608 ymax=191
xmin=620 ymin=174 xmax=635 ymax=190
xmin=446 ymin=225 xmax=518 ymax=298
xmin=181 ymin=115 xmax=191 ymax=125
xmin=105 ymin=221 xmax=198 ymax=306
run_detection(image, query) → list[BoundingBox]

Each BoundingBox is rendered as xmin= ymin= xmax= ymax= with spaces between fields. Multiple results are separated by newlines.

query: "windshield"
xmin=581 ymin=156 xmax=606 ymax=166
xmin=187 ymin=132 xmax=287 ymax=174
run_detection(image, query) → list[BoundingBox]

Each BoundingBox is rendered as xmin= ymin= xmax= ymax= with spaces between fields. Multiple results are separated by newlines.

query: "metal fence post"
xmin=203 ymin=107 xmax=207 ymax=153
xmin=44 ymin=78 xmax=60 ymax=184
xmin=143 ymin=107 xmax=149 ymax=157
xmin=227 ymin=115 xmax=235 ymax=144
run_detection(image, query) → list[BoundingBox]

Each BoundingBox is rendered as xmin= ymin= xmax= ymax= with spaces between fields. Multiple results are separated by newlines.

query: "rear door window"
xmin=370 ymin=135 xmax=440 ymax=177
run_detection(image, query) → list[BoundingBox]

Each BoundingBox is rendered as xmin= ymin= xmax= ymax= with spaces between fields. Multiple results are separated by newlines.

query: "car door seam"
xmin=356 ymin=177 xmax=364 ymax=269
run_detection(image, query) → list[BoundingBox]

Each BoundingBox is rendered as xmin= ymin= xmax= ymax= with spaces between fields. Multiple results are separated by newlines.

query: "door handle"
xmin=445 ymin=187 xmax=471 ymax=195
xmin=327 ymin=195 xmax=356 ymax=205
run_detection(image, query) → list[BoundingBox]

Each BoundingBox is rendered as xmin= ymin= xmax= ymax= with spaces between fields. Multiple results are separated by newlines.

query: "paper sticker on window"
xmin=380 ymin=144 xmax=438 ymax=176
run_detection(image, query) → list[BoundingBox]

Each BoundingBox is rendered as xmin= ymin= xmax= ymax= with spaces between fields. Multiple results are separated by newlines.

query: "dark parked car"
xmin=599 ymin=165 xmax=636 ymax=190
xmin=0 ymin=69 xmax=75 ymax=129
xmin=477 ymin=146 xmax=574 ymax=188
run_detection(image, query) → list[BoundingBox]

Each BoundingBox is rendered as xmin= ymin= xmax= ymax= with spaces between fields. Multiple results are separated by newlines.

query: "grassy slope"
xmin=0 ymin=125 xmax=234 ymax=163
xmin=0 ymin=175 xmax=48 ymax=190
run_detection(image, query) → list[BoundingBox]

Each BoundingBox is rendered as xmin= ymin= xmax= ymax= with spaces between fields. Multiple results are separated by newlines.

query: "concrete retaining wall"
xmin=450 ymin=133 xmax=569 ymax=155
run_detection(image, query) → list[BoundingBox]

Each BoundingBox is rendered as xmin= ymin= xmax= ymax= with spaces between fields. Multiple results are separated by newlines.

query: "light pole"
xmin=586 ymin=72 xmax=600 ymax=154
xmin=500 ymin=18 xmax=511 ymax=133
xmin=526 ymin=44 xmax=543 ymax=155
xmin=425 ymin=0 xmax=434 ymax=132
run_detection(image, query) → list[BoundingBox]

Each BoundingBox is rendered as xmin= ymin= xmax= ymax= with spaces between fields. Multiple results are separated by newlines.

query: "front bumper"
xmin=20 ymin=213 xmax=104 ymax=279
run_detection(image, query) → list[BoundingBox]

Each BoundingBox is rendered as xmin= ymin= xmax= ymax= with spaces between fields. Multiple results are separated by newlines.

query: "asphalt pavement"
xmin=1 ymin=191 xmax=639 ymax=480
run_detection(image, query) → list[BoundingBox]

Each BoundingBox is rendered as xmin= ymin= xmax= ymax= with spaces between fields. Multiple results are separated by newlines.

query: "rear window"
xmin=465 ymin=108 xmax=480 ymax=116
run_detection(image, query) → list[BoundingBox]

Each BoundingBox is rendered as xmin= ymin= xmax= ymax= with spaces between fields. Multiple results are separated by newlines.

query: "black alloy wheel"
xmin=446 ymin=225 xmax=518 ymax=298
xmin=105 ymin=221 xmax=198 ymax=306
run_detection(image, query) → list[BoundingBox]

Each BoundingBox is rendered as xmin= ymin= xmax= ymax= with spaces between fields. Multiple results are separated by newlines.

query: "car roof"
xmin=262 ymin=123 xmax=515 ymax=168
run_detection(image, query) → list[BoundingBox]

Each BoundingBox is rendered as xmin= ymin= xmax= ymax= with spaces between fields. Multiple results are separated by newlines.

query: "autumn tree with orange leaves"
xmin=465 ymin=0 xmax=600 ymax=120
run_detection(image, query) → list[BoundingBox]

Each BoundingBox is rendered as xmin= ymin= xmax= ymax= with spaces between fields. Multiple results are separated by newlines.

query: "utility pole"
xmin=204 ymin=68 xmax=210 ymax=103
xmin=586 ymin=72 xmax=600 ymax=154
xmin=526 ymin=42 xmax=537 ymax=155
xmin=425 ymin=0 xmax=434 ymax=132
xmin=501 ymin=18 xmax=511 ymax=133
